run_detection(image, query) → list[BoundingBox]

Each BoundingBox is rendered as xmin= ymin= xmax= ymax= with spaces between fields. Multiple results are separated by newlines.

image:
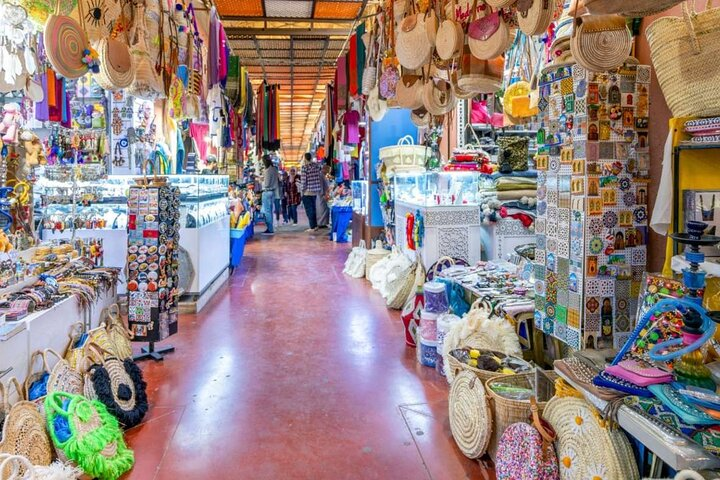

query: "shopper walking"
xmin=285 ymin=167 xmax=301 ymax=224
xmin=261 ymin=155 xmax=280 ymax=235
xmin=316 ymin=163 xmax=331 ymax=228
xmin=275 ymin=170 xmax=289 ymax=224
xmin=300 ymin=152 xmax=323 ymax=232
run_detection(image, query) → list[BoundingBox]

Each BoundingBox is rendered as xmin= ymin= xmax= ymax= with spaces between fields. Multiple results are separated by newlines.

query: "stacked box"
xmin=127 ymin=184 xmax=181 ymax=342
xmin=534 ymin=63 xmax=651 ymax=350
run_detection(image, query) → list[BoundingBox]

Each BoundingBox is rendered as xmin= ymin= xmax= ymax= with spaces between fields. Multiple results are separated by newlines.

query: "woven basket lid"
xmin=449 ymin=370 xmax=493 ymax=459
xmin=543 ymin=396 xmax=632 ymax=479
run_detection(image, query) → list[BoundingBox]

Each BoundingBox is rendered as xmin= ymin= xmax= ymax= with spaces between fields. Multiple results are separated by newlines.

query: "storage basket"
xmin=646 ymin=0 xmax=720 ymax=118
xmin=378 ymin=135 xmax=430 ymax=176
xmin=485 ymin=370 xmax=557 ymax=461
xmin=365 ymin=240 xmax=390 ymax=279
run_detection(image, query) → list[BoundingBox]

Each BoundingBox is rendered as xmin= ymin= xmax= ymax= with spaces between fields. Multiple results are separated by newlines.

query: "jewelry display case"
xmin=394 ymin=171 xmax=482 ymax=207
xmin=351 ymin=180 xmax=367 ymax=216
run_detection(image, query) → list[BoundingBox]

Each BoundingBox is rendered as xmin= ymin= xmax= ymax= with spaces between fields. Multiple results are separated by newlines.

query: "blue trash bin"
xmin=330 ymin=206 xmax=353 ymax=243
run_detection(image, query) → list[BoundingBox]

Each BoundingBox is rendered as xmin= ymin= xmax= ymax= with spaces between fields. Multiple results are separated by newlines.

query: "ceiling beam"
xmin=226 ymin=28 xmax=352 ymax=37
xmin=223 ymin=16 xmax=358 ymax=24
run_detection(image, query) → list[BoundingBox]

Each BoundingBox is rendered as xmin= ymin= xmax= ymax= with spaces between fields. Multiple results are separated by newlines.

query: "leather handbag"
xmin=570 ymin=14 xmax=632 ymax=72
xmin=436 ymin=0 xmax=464 ymax=60
xmin=396 ymin=0 xmax=433 ymax=70
xmin=468 ymin=8 xmax=511 ymax=60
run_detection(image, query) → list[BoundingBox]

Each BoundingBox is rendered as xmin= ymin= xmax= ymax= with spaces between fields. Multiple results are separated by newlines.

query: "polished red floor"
xmin=124 ymin=227 xmax=491 ymax=479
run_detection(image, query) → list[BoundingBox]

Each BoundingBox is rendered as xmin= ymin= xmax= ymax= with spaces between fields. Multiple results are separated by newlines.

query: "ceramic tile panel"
xmin=535 ymin=63 xmax=649 ymax=349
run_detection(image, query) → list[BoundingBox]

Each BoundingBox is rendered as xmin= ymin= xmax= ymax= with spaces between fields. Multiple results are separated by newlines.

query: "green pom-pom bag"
xmin=44 ymin=392 xmax=134 ymax=480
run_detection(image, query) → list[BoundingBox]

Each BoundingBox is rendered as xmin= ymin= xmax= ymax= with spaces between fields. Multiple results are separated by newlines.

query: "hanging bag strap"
xmin=530 ymin=396 xmax=557 ymax=460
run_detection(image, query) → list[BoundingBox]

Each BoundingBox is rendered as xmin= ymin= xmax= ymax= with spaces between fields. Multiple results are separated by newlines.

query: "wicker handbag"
xmin=495 ymin=397 xmax=560 ymax=480
xmin=543 ymin=396 xmax=639 ymax=480
xmin=584 ymin=0 xmax=684 ymax=17
xmin=362 ymin=25 xmax=379 ymax=95
xmin=485 ymin=371 xmax=556 ymax=460
xmin=81 ymin=344 xmax=148 ymax=429
xmin=423 ymin=77 xmax=457 ymax=115
xmin=436 ymin=0 xmax=464 ymax=60
xmin=0 ymin=378 xmax=53 ymax=472
xmin=468 ymin=8 xmax=511 ymax=61
xmin=395 ymin=70 xmax=425 ymax=109
xmin=517 ymin=0 xmax=558 ymax=36
xmin=396 ymin=0 xmax=433 ymax=70
xmin=379 ymin=135 xmax=430 ymax=175
xmin=94 ymin=33 xmax=135 ymax=91
xmin=127 ymin=5 xmax=164 ymax=100
xmin=486 ymin=0 xmax=517 ymax=7
xmin=45 ymin=349 xmax=83 ymax=397
xmin=457 ymin=49 xmax=503 ymax=95
xmin=343 ymin=240 xmax=368 ymax=278
xmin=64 ymin=322 xmax=115 ymax=370
xmin=646 ymin=0 xmax=720 ymax=118
xmin=104 ymin=304 xmax=133 ymax=360
xmin=449 ymin=370 xmax=493 ymax=458
xmin=570 ymin=14 xmax=632 ymax=72
xmin=387 ymin=262 xmax=418 ymax=310
xmin=45 ymin=392 xmax=134 ymax=480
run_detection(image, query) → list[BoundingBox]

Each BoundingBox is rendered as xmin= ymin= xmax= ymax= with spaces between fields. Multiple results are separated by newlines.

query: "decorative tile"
xmin=585 ymin=313 xmax=601 ymax=332
xmin=566 ymin=329 xmax=581 ymax=350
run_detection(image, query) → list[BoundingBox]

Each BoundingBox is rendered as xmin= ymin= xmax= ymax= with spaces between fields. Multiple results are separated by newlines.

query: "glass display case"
xmin=351 ymin=180 xmax=368 ymax=215
xmin=394 ymin=171 xmax=481 ymax=207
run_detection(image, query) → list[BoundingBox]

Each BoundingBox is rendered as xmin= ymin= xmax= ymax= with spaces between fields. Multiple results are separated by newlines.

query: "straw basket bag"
xmin=396 ymin=0 xmax=433 ymax=70
xmin=395 ymin=71 xmax=425 ymax=110
xmin=0 ymin=454 xmax=81 ymax=480
xmin=449 ymin=370 xmax=493 ymax=459
xmin=45 ymin=349 xmax=83 ymax=397
xmin=485 ymin=371 xmax=556 ymax=461
xmin=584 ymin=0 xmax=684 ymax=17
xmin=94 ymin=34 xmax=135 ymax=90
xmin=443 ymin=300 xmax=523 ymax=383
xmin=379 ymin=135 xmax=430 ymax=175
xmin=387 ymin=262 xmax=418 ymax=309
xmin=362 ymin=27 xmax=379 ymax=95
xmin=570 ymin=14 xmax=632 ymax=72
xmin=436 ymin=0 xmax=464 ymax=60
xmin=646 ymin=0 xmax=720 ymax=118
xmin=495 ymin=397 xmax=560 ymax=480
xmin=366 ymin=240 xmax=390 ymax=280
xmin=127 ymin=5 xmax=164 ymax=100
xmin=343 ymin=240 xmax=368 ymax=278
xmin=0 ymin=378 xmax=53 ymax=472
xmin=468 ymin=9 xmax=512 ymax=60
xmin=543 ymin=396 xmax=640 ymax=480
xmin=104 ymin=304 xmax=134 ymax=360
xmin=517 ymin=0 xmax=558 ymax=36
xmin=423 ymin=78 xmax=457 ymax=115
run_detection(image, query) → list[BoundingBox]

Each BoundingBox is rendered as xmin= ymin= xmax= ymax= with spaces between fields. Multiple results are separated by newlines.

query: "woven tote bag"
xmin=646 ymin=0 xmax=720 ymax=118
xmin=495 ymin=397 xmax=559 ymax=480
xmin=395 ymin=71 xmax=425 ymax=109
xmin=45 ymin=392 xmax=134 ymax=480
xmin=584 ymin=0 xmax=684 ymax=17
xmin=423 ymin=78 xmax=457 ymax=115
xmin=82 ymin=344 xmax=148 ymax=428
xmin=396 ymin=0 xmax=433 ymax=70
xmin=387 ymin=262 xmax=418 ymax=309
xmin=570 ymin=14 xmax=632 ymax=72
xmin=543 ymin=396 xmax=639 ymax=480
xmin=449 ymin=370 xmax=493 ymax=458
xmin=45 ymin=349 xmax=83 ymax=397
xmin=0 ymin=378 xmax=53 ymax=473
xmin=343 ymin=240 xmax=367 ymax=278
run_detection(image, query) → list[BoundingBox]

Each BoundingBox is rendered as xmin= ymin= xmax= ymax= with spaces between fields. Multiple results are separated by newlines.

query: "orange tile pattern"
xmin=215 ymin=0 xmax=263 ymax=17
xmin=314 ymin=1 xmax=363 ymax=18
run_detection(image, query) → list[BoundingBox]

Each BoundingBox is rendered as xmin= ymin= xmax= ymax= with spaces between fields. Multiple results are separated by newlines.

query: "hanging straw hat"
xmin=449 ymin=370 xmax=493 ymax=459
xmin=367 ymin=85 xmax=389 ymax=121
xmin=423 ymin=78 xmax=457 ymax=115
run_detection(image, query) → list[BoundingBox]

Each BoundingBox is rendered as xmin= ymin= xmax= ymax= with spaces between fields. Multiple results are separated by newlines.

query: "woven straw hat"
xmin=449 ymin=370 xmax=492 ymax=459
xmin=423 ymin=78 xmax=457 ymax=115
xmin=543 ymin=396 xmax=639 ymax=480
xmin=367 ymin=86 xmax=388 ymax=121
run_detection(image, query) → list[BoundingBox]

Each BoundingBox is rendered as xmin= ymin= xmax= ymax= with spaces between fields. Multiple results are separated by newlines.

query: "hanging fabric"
xmin=356 ymin=24 xmax=366 ymax=96
xmin=349 ymin=33 xmax=359 ymax=96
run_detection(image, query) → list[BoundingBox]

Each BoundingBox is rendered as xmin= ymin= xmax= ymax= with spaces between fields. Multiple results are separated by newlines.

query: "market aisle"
xmin=124 ymin=230 xmax=491 ymax=480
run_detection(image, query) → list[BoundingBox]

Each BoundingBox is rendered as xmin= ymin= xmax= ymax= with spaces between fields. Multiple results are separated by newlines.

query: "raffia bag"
xmin=584 ymin=0 xmax=684 ymax=17
xmin=94 ymin=34 xmax=135 ymax=90
xmin=395 ymin=70 xmax=425 ymax=109
xmin=423 ymin=78 xmax=457 ymax=115
xmin=449 ymin=370 xmax=493 ymax=459
xmin=647 ymin=0 xmax=720 ymax=118
xmin=396 ymin=0 xmax=433 ymax=70
xmin=436 ymin=0 xmax=464 ymax=60
xmin=0 ymin=379 xmax=53 ymax=474
xmin=571 ymin=14 xmax=632 ymax=72
xmin=104 ymin=303 xmax=134 ymax=360
xmin=387 ymin=262 xmax=418 ymax=309
xmin=517 ymin=0 xmax=557 ymax=36
xmin=127 ymin=5 xmax=164 ymax=100
xmin=468 ymin=9 xmax=511 ymax=61
xmin=486 ymin=0 xmax=516 ymax=7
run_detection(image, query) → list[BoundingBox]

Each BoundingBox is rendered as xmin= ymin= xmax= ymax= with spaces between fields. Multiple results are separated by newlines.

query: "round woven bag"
xmin=411 ymin=107 xmax=432 ymax=127
xmin=517 ymin=0 xmax=558 ymax=36
xmin=0 ymin=378 xmax=53 ymax=472
xmin=468 ymin=10 xmax=511 ymax=60
xmin=449 ymin=370 xmax=493 ymax=459
xmin=543 ymin=396 xmax=638 ymax=480
xmin=425 ymin=8 xmax=439 ymax=46
xmin=436 ymin=17 xmax=464 ymax=60
xmin=396 ymin=3 xmax=433 ymax=70
xmin=44 ymin=1 xmax=90 ymax=79
xmin=423 ymin=78 xmax=457 ymax=115
xmin=395 ymin=73 xmax=425 ymax=109
xmin=570 ymin=14 xmax=631 ymax=72
xmin=94 ymin=36 xmax=134 ymax=90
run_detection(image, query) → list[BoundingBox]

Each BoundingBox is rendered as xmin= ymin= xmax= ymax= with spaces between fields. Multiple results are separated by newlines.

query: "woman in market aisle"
xmin=300 ymin=152 xmax=324 ymax=232
xmin=278 ymin=170 xmax=290 ymax=224
xmin=261 ymin=155 xmax=280 ymax=235
xmin=285 ymin=167 xmax=301 ymax=225
xmin=316 ymin=162 xmax=331 ymax=229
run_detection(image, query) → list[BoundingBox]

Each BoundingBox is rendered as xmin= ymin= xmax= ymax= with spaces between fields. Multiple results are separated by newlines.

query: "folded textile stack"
xmin=684 ymin=117 xmax=720 ymax=145
xmin=478 ymin=171 xmax=537 ymax=227
xmin=443 ymin=147 xmax=492 ymax=173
